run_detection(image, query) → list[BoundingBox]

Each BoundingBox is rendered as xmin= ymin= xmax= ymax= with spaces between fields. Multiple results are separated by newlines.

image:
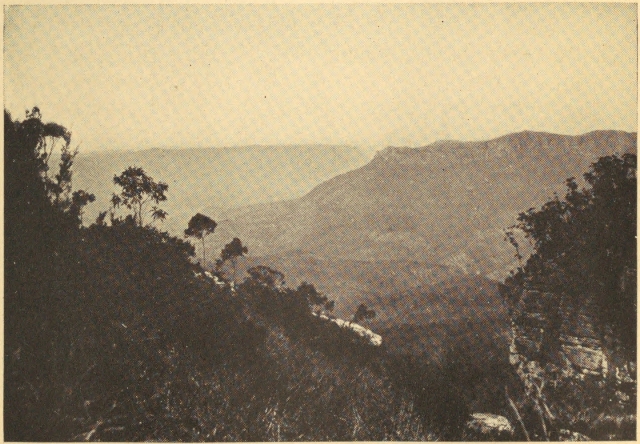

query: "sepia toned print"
xmin=4 ymin=4 xmax=636 ymax=441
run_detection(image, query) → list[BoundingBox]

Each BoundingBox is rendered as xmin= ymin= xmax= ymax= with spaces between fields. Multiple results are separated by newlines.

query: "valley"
xmin=8 ymin=116 xmax=636 ymax=440
xmin=6 ymin=5 xmax=636 ymax=439
xmin=74 ymin=130 xmax=636 ymax=343
xmin=73 ymin=144 xmax=369 ymax=235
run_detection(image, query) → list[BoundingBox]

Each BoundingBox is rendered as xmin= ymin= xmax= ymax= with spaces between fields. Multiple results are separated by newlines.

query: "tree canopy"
xmin=352 ymin=303 xmax=376 ymax=324
xmin=505 ymin=153 xmax=636 ymax=360
xmin=219 ymin=237 xmax=248 ymax=283
xmin=246 ymin=265 xmax=285 ymax=289
xmin=112 ymin=166 xmax=168 ymax=227
xmin=185 ymin=213 xmax=217 ymax=265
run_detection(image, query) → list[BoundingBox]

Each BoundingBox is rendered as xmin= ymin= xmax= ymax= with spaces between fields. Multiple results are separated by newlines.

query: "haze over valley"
xmin=74 ymin=144 xmax=369 ymax=234
xmin=74 ymin=130 xmax=636 ymax=340
xmin=214 ymin=131 xmax=636 ymax=278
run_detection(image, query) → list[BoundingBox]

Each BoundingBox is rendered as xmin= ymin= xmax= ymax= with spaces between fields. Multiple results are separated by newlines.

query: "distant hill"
xmin=211 ymin=131 xmax=637 ymax=280
xmin=73 ymin=145 xmax=369 ymax=234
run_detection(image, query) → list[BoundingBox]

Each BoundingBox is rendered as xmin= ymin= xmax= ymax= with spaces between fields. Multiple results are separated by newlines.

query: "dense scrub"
xmin=502 ymin=153 xmax=637 ymax=440
xmin=5 ymin=110 xmax=476 ymax=441
xmin=8 ymin=109 xmax=635 ymax=441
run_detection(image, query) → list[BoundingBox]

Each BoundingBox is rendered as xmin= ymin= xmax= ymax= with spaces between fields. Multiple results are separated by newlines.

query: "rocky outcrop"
xmin=463 ymin=413 xmax=514 ymax=440
xmin=506 ymin=280 xmax=636 ymax=440
xmin=508 ymin=289 xmax=609 ymax=377
xmin=194 ymin=270 xmax=226 ymax=287
xmin=313 ymin=313 xmax=382 ymax=346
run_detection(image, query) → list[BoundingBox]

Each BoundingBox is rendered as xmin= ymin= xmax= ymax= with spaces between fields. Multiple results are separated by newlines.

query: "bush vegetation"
xmin=5 ymin=109 xmax=474 ymax=441
xmin=502 ymin=153 xmax=637 ymax=440
xmin=7 ymin=108 xmax=633 ymax=441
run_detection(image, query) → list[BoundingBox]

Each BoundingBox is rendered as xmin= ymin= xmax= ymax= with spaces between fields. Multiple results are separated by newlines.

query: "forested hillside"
xmin=4 ymin=109 xmax=490 ymax=441
xmin=5 ymin=109 xmax=635 ymax=441
xmin=501 ymin=151 xmax=636 ymax=440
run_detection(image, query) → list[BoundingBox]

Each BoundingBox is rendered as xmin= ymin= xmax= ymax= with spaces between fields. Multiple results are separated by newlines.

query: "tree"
xmin=4 ymin=108 xmax=95 ymax=439
xmin=70 ymin=190 xmax=96 ymax=224
xmin=324 ymin=300 xmax=335 ymax=314
xmin=352 ymin=303 xmax=376 ymax=325
xmin=246 ymin=265 xmax=285 ymax=289
xmin=220 ymin=237 xmax=248 ymax=284
xmin=506 ymin=153 xmax=636 ymax=361
xmin=5 ymin=107 xmax=83 ymax=226
xmin=112 ymin=167 xmax=168 ymax=227
xmin=298 ymin=282 xmax=323 ymax=311
xmin=184 ymin=213 xmax=217 ymax=266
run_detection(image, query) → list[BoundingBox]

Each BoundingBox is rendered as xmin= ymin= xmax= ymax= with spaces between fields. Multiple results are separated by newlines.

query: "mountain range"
xmin=211 ymin=131 xmax=636 ymax=281
xmin=74 ymin=131 xmax=636 ymax=349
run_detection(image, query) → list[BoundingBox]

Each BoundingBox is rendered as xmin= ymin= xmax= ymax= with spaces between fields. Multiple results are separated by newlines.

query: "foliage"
xmin=184 ymin=212 xmax=217 ymax=265
xmin=4 ymin=107 xmax=89 ymax=231
xmin=237 ymin=265 xmax=474 ymax=438
xmin=70 ymin=189 xmax=96 ymax=223
xmin=219 ymin=237 xmax=248 ymax=282
xmin=507 ymin=363 xmax=636 ymax=440
xmin=6 ymin=109 xmax=456 ymax=441
xmin=503 ymin=154 xmax=637 ymax=441
xmin=505 ymin=154 xmax=637 ymax=361
xmin=4 ymin=109 xmax=98 ymax=439
xmin=295 ymin=281 xmax=335 ymax=314
xmin=111 ymin=166 xmax=169 ymax=227
xmin=352 ymin=303 xmax=376 ymax=324
xmin=382 ymin=351 xmax=473 ymax=440
xmin=247 ymin=265 xmax=286 ymax=288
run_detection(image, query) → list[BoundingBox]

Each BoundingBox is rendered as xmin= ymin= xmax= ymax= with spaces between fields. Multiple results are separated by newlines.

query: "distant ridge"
xmin=214 ymin=130 xmax=636 ymax=280
xmin=73 ymin=144 xmax=369 ymax=234
xmin=373 ymin=130 xmax=636 ymax=161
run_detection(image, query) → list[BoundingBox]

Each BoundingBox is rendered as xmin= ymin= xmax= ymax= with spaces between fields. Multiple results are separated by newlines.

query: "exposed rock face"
xmin=463 ymin=413 xmax=514 ymax=440
xmin=194 ymin=270 xmax=226 ymax=287
xmin=506 ymin=279 xmax=636 ymax=440
xmin=314 ymin=313 xmax=382 ymax=346
xmin=508 ymin=289 xmax=609 ymax=377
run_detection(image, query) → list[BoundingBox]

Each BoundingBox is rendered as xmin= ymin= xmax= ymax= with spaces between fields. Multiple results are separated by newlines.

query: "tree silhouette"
xmin=185 ymin=213 xmax=217 ymax=266
xmin=220 ymin=237 xmax=248 ymax=284
xmin=352 ymin=303 xmax=376 ymax=325
xmin=112 ymin=167 xmax=168 ymax=227
xmin=296 ymin=281 xmax=335 ymax=314
xmin=246 ymin=265 xmax=285 ymax=289
xmin=324 ymin=300 xmax=335 ymax=314
xmin=70 ymin=190 xmax=96 ymax=224
xmin=4 ymin=107 xmax=95 ymax=439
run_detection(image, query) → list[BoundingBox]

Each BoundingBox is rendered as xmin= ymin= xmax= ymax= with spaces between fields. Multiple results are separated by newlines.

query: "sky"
xmin=4 ymin=4 xmax=638 ymax=153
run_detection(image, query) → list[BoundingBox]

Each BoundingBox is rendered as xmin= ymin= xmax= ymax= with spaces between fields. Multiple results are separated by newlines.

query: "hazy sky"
xmin=4 ymin=4 xmax=638 ymax=152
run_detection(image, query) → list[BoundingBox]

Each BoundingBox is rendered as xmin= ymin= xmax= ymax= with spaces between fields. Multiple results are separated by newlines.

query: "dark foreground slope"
xmin=6 ymin=219 xmax=456 ymax=441
xmin=235 ymin=253 xmax=511 ymax=407
xmin=6 ymin=111 xmax=496 ymax=441
xmin=215 ymin=131 xmax=636 ymax=280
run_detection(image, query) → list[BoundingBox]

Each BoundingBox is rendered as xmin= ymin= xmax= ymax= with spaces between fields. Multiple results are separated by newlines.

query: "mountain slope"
xmin=73 ymin=145 xmax=368 ymax=233
xmin=241 ymin=254 xmax=504 ymax=325
xmin=212 ymin=131 xmax=637 ymax=280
